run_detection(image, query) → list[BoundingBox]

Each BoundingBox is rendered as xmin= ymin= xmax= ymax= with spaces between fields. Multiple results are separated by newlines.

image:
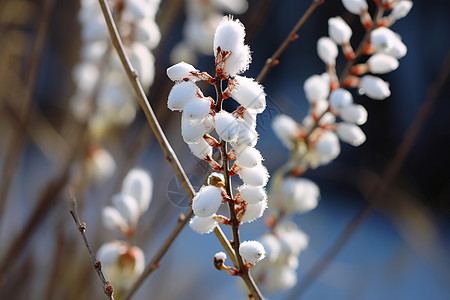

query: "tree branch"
xmin=256 ymin=0 xmax=324 ymax=83
xmin=97 ymin=1 xmax=238 ymax=299
xmin=68 ymin=190 xmax=115 ymax=300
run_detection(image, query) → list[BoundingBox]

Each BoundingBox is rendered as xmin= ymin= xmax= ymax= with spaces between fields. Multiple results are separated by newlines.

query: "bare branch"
xmin=256 ymin=0 xmax=324 ymax=83
xmin=68 ymin=190 xmax=115 ymax=300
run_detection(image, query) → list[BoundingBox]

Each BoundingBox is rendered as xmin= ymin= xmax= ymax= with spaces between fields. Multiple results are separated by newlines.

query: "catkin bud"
xmin=236 ymin=147 xmax=263 ymax=168
xmin=240 ymin=240 xmax=266 ymax=263
xmin=336 ymin=122 xmax=366 ymax=146
xmin=230 ymin=76 xmax=266 ymax=113
xmin=329 ymin=88 xmax=353 ymax=112
xmin=239 ymin=164 xmax=269 ymax=187
xmin=390 ymin=0 xmax=413 ymax=21
xmin=214 ymin=111 xmax=239 ymax=142
xmin=183 ymin=97 xmax=212 ymax=120
xmin=317 ymin=37 xmax=338 ymax=65
xmin=238 ymin=185 xmax=267 ymax=204
xmin=189 ymin=215 xmax=218 ymax=234
xmin=367 ymin=53 xmax=399 ymax=74
xmin=328 ymin=17 xmax=352 ymax=45
xmin=303 ymin=74 xmax=330 ymax=103
xmin=166 ymin=61 xmax=199 ymax=82
xmin=188 ymin=139 xmax=213 ymax=159
xmin=167 ymin=81 xmax=198 ymax=111
xmin=339 ymin=104 xmax=368 ymax=125
xmin=192 ymin=185 xmax=223 ymax=217
xmin=360 ymin=75 xmax=391 ymax=100
xmin=240 ymin=200 xmax=267 ymax=223
xmin=341 ymin=0 xmax=368 ymax=15
xmin=122 ymin=169 xmax=153 ymax=213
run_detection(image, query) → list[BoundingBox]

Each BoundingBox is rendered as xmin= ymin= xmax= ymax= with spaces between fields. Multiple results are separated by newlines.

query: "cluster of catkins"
xmin=171 ymin=0 xmax=248 ymax=64
xmin=97 ymin=169 xmax=153 ymax=292
xmin=70 ymin=0 xmax=160 ymax=183
xmin=258 ymin=0 xmax=412 ymax=293
xmin=167 ymin=17 xmax=269 ymax=270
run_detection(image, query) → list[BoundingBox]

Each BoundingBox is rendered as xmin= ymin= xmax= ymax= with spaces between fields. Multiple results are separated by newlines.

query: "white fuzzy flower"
xmin=304 ymin=74 xmax=330 ymax=103
xmin=213 ymin=17 xmax=250 ymax=76
xmin=129 ymin=42 xmax=155 ymax=88
xmin=183 ymin=97 xmax=212 ymax=120
xmin=240 ymin=199 xmax=267 ymax=223
xmin=167 ymin=81 xmax=199 ymax=111
xmin=314 ymin=131 xmax=341 ymax=164
xmin=274 ymin=222 xmax=309 ymax=256
xmin=265 ymin=266 xmax=297 ymax=292
xmin=272 ymin=114 xmax=301 ymax=149
xmin=135 ymin=19 xmax=161 ymax=49
xmin=97 ymin=241 xmax=145 ymax=291
xmin=111 ymin=194 xmax=140 ymax=228
xmin=192 ymin=185 xmax=223 ymax=217
xmin=236 ymin=147 xmax=263 ymax=168
xmin=214 ymin=111 xmax=239 ymax=142
xmin=181 ymin=117 xmax=208 ymax=143
xmin=214 ymin=251 xmax=227 ymax=261
xmin=188 ymin=138 xmax=213 ymax=159
xmin=360 ymin=75 xmax=391 ymax=100
xmin=239 ymin=164 xmax=269 ymax=187
xmin=73 ymin=63 xmax=100 ymax=94
xmin=280 ymin=178 xmax=320 ymax=214
xmin=339 ymin=104 xmax=368 ymax=125
xmin=238 ymin=185 xmax=267 ymax=204
xmin=367 ymin=53 xmax=399 ymax=74
xmin=371 ymin=27 xmax=398 ymax=53
xmin=342 ymin=0 xmax=368 ymax=15
xmin=122 ymin=169 xmax=153 ymax=213
xmin=84 ymin=146 xmax=116 ymax=183
xmin=167 ymin=61 xmax=199 ymax=82
xmin=259 ymin=234 xmax=281 ymax=262
xmin=240 ymin=240 xmax=266 ymax=263
xmin=386 ymin=36 xmax=407 ymax=59
xmin=390 ymin=0 xmax=413 ymax=21
xmin=189 ymin=214 xmax=218 ymax=234
xmin=317 ymin=37 xmax=338 ymax=65
xmin=102 ymin=206 xmax=128 ymax=232
xmin=230 ymin=76 xmax=266 ymax=113
xmin=329 ymin=88 xmax=353 ymax=112
xmin=328 ymin=16 xmax=352 ymax=45
xmin=231 ymin=120 xmax=258 ymax=152
xmin=336 ymin=122 xmax=366 ymax=146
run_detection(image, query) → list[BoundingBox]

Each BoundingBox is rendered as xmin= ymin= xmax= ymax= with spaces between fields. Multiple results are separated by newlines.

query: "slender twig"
xmin=287 ymin=50 xmax=450 ymax=300
xmin=97 ymin=1 xmax=238 ymax=299
xmin=0 ymin=0 xmax=55 ymax=222
xmin=256 ymin=0 xmax=324 ymax=83
xmin=0 ymin=123 xmax=87 ymax=287
xmin=215 ymin=79 xmax=264 ymax=300
xmin=68 ymin=190 xmax=115 ymax=300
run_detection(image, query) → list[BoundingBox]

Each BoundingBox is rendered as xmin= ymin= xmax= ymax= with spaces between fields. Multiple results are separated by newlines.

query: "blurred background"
xmin=0 ymin=0 xmax=449 ymax=299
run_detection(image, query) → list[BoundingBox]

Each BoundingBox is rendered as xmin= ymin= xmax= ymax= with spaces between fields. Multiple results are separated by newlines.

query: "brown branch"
xmin=97 ymin=0 xmax=238 ymax=298
xmin=68 ymin=190 xmax=115 ymax=300
xmin=0 ymin=0 xmax=55 ymax=222
xmin=215 ymin=78 xmax=264 ymax=300
xmin=256 ymin=0 xmax=324 ymax=83
xmin=286 ymin=50 xmax=450 ymax=300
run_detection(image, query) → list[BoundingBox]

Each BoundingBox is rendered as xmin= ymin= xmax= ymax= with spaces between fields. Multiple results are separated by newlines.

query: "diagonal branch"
xmin=256 ymin=0 xmax=324 ymax=83
xmin=68 ymin=190 xmax=115 ymax=300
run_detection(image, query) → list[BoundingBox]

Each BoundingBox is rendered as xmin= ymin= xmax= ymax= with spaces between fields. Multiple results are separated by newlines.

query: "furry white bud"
xmin=167 ymin=81 xmax=198 ymax=111
xmin=236 ymin=147 xmax=263 ymax=168
xmin=188 ymin=138 xmax=213 ymax=159
xmin=238 ymin=185 xmax=267 ymax=204
xmin=315 ymin=131 xmax=341 ymax=164
xmin=342 ymin=0 xmax=368 ymax=15
xmin=386 ymin=37 xmax=407 ymax=59
xmin=239 ymin=164 xmax=269 ymax=187
xmin=181 ymin=117 xmax=208 ymax=143
xmin=189 ymin=215 xmax=218 ymax=234
xmin=328 ymin=17 xmax=352 ymax=44
xmin=240 ymin=199 xmax=267 ymax=223
xmin=215 ymin=111 xmax=239 ymax=142
xmin=240 ymin=240 xmax=266 ymax=263
xmin=336 ymin=122 xmax=366 ymax=146
xmin=122 ymin=169 xmax=153 ymax=213
xmin=167 ymin=61 xmax=199 ymax=82
xmin=281 ymin=178 xmax=320 ymax=213
xmin=339 ymin=104 xmax=368 ymax=125
xmin=192 ymin=185 xmax=223 ymax=217
xmin=360 ymin=75 xmax=391 ymax=100
xmin=102 ymin=206 xmax=127 ymax=231
xmin=329 ymin=88 xmax=353 ymax=112
xmin=111 ymin=194 xmax=140 ymax=227
xmin=304 ymin=75 xmax=330 ymax=103
xmin=230 ymin=76 xmax=266 ymax=113
xmin=214 ymin=251 xmax=227 ymax=261
xmin=390 ymin=1 xmax=413 ymax=21
xmin=183 ymin=97 xmax=212 ymax=120
xmin=317 ymin=37 xmax=338 ymax=65
xmin=371 ymin=27 xmax=397 ymax=53
xmin=367 ymin=53 xmax=399 ymax=74
xmin=272 ymin=114 xmax=301 ymax=149
xmin=231 ymin=120 xmax=259 ymax=152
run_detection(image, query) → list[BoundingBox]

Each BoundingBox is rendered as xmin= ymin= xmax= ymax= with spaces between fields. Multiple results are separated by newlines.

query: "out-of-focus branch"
xmin=256 ymin=0 xmax=324 ymax=83
xmin=0 ymin=0 xmax=55 ymax=222
xmin=68 ymin=191 xmax=115 ymax=300
xmin=97 ymin=1 xmax=237 ymax=299
xmin=287 ymin=50 xmax=450 ymax=300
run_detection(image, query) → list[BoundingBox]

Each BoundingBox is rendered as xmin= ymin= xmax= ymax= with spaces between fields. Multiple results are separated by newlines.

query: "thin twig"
xmin=215 ymin=79 xmax=264 ymax=300
xmin=287 ymin=50 xmax=450 ymax=300
xmin=256 ymin=0 xmax=324 ymax=83
xmin=97 ymin=1 xmax=238 ymax=299
xmin=68 ymin=190 xmax=115 ymax=300
xmin=0 ymin=0 xmax=55 ymax=223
